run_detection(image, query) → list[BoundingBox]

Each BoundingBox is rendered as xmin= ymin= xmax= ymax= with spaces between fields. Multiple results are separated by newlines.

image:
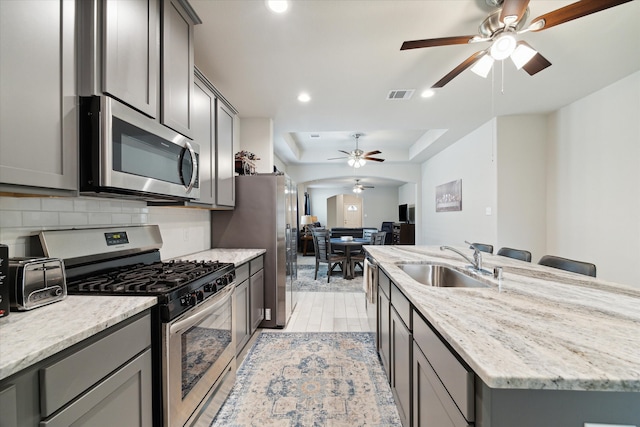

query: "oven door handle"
xmin=170 ymin=285 xmax=234 ymax=335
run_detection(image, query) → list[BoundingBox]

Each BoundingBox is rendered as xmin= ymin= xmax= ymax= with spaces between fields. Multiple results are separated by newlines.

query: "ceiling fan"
xmin=352 ymin=179 xmax=374 ymax=193
xmin=401 ymin=0 xmax=633 ymax=88
xmin=328 ymin=133 xmax=385 ymax=168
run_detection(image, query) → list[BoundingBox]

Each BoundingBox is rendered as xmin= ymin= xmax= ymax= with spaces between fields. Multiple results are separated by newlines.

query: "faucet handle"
xmin=464 ymin=240 xmax=479 ymax=251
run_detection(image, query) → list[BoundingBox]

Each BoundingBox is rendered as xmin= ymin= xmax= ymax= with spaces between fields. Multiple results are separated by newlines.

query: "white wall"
xmin=546 ymin=71 xmax=640 ymax=285
xmin=239 ymin=118 xmax=274 ymax=174
xmin=496 ymin=114 xmax=548 ymax=261
xmin=421 ymin=120 xmax=498 ymax=246
xmin=0 ymin=196 xmax=211 ymax=260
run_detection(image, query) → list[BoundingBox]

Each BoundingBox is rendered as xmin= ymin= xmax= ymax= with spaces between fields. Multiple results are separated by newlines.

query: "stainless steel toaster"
xmin=8 ymin=257 xmax=67 ymax=310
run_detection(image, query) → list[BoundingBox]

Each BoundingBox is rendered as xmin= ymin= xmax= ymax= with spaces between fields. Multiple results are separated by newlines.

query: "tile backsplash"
xmin=0 ymin=196 xmax=210 ymax=260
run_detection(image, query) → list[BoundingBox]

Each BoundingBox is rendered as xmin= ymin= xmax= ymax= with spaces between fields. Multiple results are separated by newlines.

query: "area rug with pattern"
xmin=211 ymin=332 xmax=401 ymax=427
xmin=295 ymin=264 xmax=364 ymax=293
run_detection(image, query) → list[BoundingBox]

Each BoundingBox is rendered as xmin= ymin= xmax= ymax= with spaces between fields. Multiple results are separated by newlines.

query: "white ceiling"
xmin=191 ymin=0 xmax=640 ymax=189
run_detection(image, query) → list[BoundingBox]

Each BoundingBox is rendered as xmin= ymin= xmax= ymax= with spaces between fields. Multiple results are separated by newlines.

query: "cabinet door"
xmin=216 ymin=101 xmax=235 ymax=207
xmin=391 ymin=307 xmax=412 ymax=427
xmin=103 ymin=0 xmax=159 ymax=118
xmin=378 ymin=287 xmax=391 ymax=381
xmin=0 ymin=0 xmax=77 ymax=193
xmin=161 ymin=0 xmax=194 ymax=137
xmin=41 ymin=349 xmax=153 ymax=427
xmin=413 ymin=343 xmax=470 ymax=427
xmin=235 ymin=279 xmax=250 ymax=355
xmin=193 ymin=77 xmax=216 ymax=205
xmin=250 ymin=268 xmax=265 ymax=333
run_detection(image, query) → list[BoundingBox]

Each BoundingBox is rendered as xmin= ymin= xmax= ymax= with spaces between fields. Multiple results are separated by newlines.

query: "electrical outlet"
xmin=584 ymin=424 xmax=636 ymax=427
xmin=265 ymin=308 xmax=271 ymax=321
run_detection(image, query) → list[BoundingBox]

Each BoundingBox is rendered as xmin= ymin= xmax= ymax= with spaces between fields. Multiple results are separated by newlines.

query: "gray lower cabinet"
xmin=0 ymin=0 xmax=77 ymax=195
xmin=378 ymin=273 xmax=391 ymax=380
xmin=0 ymin=312 xmax=152 ymax=427
xmin=234 ymin=263 xmax=251 ymax=355
xmin=413 ymin=342 xmax=470 ymax=427
xmin=249 ymin=256 xmax=265 ymax=333
xmin=391 ymin=306 xmax=412 ymax=427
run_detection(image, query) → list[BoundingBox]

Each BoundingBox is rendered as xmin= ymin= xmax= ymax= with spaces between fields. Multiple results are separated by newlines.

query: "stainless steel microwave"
xmin=79 ymin=96 xmax=200 ymax=201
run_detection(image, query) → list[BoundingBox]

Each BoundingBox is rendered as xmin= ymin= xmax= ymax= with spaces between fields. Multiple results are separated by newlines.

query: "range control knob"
xmin=196 ymin=290 xmax=204 ymax=302
xmin=203 ymin=283 xmax=214 ymax=292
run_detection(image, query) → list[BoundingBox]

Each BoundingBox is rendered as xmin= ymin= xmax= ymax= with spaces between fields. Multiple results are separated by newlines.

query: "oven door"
xmin=163 ymin=284 xmax=234 ymax=427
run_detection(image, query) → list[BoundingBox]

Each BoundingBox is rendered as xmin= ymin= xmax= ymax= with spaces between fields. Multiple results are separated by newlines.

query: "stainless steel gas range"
xmin=39 ymin=225 xmax=236 ymax=427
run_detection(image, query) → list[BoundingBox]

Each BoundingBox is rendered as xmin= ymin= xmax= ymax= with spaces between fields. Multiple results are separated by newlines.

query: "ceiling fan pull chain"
xmin=501 ymin=59 xmax=505 ymax=95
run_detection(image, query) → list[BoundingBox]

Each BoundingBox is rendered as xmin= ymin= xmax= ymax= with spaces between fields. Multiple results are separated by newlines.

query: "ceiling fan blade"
xmin=500 ymin=0 xmax=530 ymax=25
xmin=431 ymin=51 xmax=485 ymax=88
xmin=363 ymin=186 xmax=375 ymax=188
xmin=521 ymin=49 xmax=552 ymax=75
xmin=364 ymin=150 xmax=381 ymax=156
xmin=401 ymin=35 xmax=477 ymax=51
xmin=338 ymin=150 xmax=352 ymax=155
xmin=364 ymin=157 xmax=385 ymax=162
xmin=528 ymin=0 xmax=633 ymax=32
xmin=327 ymin=156 xmax=347 ymax=160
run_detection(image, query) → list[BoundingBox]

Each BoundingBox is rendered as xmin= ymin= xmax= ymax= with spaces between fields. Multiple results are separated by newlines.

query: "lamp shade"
xmin=300 ymin=215 xmax=313 ymax=226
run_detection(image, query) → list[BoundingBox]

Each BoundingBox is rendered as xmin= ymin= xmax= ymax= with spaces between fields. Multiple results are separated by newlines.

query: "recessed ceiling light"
xmin=421 ymin=89 xmax=435 ymax=98
xmin=266 ymin=0 xmax=288 ymax=14
xmin=297 ymin=93 xmax=311 ymax=103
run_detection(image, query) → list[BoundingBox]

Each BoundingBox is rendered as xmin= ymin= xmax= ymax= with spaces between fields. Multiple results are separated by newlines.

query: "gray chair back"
xmin=469 ymin=242 xmax=493 ymax=254
xmin=538 ymin=255 xmax=596 ymax=277
xmin=371 ymin=232 xmax=386 ymax=245
xmin=497 ymin=247 xmax=532 ymax=262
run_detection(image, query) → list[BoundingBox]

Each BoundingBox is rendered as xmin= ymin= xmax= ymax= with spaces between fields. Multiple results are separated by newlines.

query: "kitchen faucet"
xmin=440 ymin=242 xmax=490 ymax=275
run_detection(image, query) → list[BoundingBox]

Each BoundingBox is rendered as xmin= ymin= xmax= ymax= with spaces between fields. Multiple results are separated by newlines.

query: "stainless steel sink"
xmin=397 ymin=263 xmax=489 ymax=288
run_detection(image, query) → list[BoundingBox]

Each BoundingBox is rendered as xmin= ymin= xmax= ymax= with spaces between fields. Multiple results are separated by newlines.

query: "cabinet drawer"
xmin=236 ymin=262 xmax=249 ymax=283
xmin=391 ymin=283 xmax=411 ymax=330
xmin=379 ymin=270 xmax=391 ymax=298
xmin=250 ymin=256 xmax=263 ymax=275
xmin=40 ymin=313 xmax=151 ymax=417
xmin=413 ymin=312 xmax=474 ymax=422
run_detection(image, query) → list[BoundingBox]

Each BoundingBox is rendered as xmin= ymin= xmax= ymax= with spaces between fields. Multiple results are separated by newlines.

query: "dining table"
xmin=330 ymin=237 xmax=369 ymax=279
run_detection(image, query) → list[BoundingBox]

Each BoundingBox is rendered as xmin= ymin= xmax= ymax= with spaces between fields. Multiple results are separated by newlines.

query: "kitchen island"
xmin=365 ymin=245 xmax=640 ymax=427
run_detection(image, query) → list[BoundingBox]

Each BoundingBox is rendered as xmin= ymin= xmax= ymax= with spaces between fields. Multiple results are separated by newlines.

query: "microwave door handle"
xmin=184 ymin=141 xmax=198 ymax=193
xmin=169 ymin=285 xmax=233 ymax=335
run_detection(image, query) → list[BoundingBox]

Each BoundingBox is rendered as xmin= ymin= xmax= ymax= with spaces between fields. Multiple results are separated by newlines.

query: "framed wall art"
xmin=436 ymin=179 xmax=462 ymax=212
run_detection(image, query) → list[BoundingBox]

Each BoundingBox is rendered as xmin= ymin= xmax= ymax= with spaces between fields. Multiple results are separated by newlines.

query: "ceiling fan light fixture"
xmin=353 ymin=186 xmax=362 ymax=193
xmin=511 ymin=43 xmax=538 ymax=69
xmin=471 ymin=54 xmax=494 ymax=78
xmin=489 ymin=33 xmax=517 ymax=60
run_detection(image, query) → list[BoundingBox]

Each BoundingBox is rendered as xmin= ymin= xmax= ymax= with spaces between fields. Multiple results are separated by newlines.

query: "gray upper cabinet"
xmin=0 ymin=0 xmax=77 ymax=195
xmin=193 ymin=73 xmax=216 ymax=205
xmin=103 ymin=0 xmax=159 ymax=118
xmin=192 ymin=69 xmax=237 ymax=208
xmin=216 ymin=101 xmax=235 ymax=207
xmin=161 ymin=0 xmax=199 ymax=138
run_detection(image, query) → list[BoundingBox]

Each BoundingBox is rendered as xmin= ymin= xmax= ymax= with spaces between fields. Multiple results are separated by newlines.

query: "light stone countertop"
xmin=0 ymin=249 xmax=263 ymax=382
xmin=364 ymin=245 xmax=640 ymax=392
xmin=177 ymin=248 xmax=266 ymax=266
xmin=0 ymin=295 xmax=157 ymax=381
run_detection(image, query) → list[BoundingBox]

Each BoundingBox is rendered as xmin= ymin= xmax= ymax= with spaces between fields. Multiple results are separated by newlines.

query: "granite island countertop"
xmin=0 ymin=295 xmax=157 ymax=381
xmin=364 ymin=245 xmax=640 ymax=392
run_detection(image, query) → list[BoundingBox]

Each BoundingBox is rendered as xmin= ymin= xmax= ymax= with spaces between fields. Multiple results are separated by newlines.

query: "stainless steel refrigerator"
xmin=211 ymin=173 xmax=298 ymax=328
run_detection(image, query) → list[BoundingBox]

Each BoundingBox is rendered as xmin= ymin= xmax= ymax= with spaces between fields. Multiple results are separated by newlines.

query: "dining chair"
xmin=312 ymin=230 xmax=347 ymax=282
xmin=538 ymin=255 xmax=596 ymax=277
xmin=371 ymin=232 xmax=386 ymax=245
xmin=497 ymin=247 xmax=532 ymax=262
xmin=469 ymin=242 xmax=493 ymax=254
